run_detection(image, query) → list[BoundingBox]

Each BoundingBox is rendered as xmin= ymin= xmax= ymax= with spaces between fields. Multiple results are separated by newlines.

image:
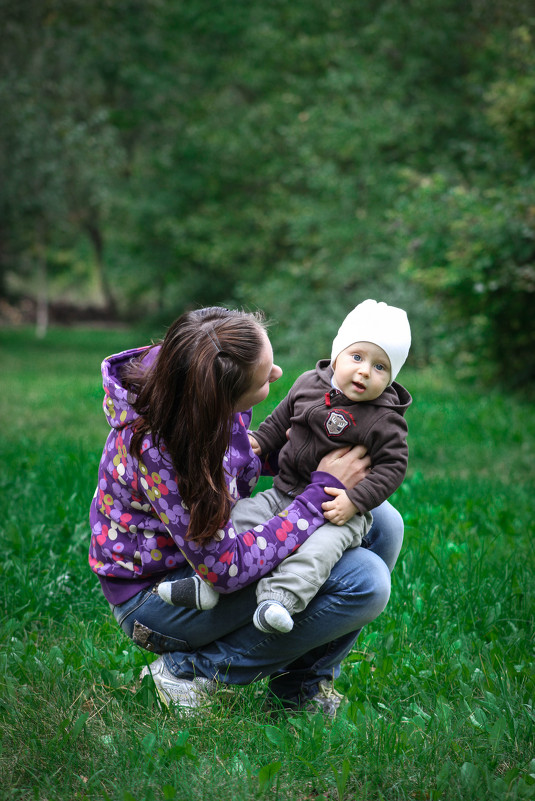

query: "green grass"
xmin=1 ymin=327 xmax=534 ymax=801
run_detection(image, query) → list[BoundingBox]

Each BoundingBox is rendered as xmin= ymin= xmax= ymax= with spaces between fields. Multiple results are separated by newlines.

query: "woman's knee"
xmin=368 ymin=555 xmax=391 ymax=616
xmin=367 ymin=500 xmax=404 ymax=572
xmin=330 ymin=547 xmax=391 ymax=620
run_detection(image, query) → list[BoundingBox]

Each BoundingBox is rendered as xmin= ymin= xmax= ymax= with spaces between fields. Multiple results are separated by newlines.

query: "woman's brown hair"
xmin=125 ymin=307 xmax=266 ymax=545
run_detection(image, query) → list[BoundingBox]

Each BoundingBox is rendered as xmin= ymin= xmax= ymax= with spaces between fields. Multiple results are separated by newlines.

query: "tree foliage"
xmin=1 ymin=0 xmax=534 ymax=380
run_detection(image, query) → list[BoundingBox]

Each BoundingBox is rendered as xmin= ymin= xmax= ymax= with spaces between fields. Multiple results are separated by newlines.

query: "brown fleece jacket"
xmin=253 ymin=359 xmax=412 ymax=514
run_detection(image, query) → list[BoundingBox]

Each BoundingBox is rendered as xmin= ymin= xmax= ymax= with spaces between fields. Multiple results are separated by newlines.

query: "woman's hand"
xmin=317 ymin=445 xmax=370 ymax=490
xmin=248 ymin=434 xmax=262 ymax=455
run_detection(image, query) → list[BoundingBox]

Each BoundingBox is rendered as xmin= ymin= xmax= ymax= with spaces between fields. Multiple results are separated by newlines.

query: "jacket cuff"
xmin=309 ymin=470 xmax=346 ymax=491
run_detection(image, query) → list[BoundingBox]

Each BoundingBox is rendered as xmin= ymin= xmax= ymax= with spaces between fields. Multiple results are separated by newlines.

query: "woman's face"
xmin=234 ymin=331 xmax=282 ymax=412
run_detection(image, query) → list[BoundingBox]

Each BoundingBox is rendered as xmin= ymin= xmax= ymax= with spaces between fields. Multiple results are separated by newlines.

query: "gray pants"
xmin=231 ymin=487 xmax=372 ymax=616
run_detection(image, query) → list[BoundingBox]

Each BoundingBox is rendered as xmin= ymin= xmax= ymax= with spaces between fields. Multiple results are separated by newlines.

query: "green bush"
xmin=395 ymin=171 xmax=535 ymax=386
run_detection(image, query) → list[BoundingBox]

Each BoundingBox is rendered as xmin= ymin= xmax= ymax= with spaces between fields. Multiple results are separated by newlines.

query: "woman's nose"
xmin=271 ymin=364 xmax=283 ymax=383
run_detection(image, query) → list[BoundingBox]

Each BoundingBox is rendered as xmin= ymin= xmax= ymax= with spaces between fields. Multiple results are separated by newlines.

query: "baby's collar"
xmin=331 ymin=373 xmax=341 ymax=392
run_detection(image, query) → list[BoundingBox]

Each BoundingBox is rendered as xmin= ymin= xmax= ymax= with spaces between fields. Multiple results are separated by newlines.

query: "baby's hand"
xmin=248 ymin=434 xmax=262 ymax=455
xmin=322 ymin=487 xmax=358 ymax=526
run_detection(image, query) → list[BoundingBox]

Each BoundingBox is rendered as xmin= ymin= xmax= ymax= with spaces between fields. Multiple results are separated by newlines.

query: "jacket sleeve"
xmin=345 ymin=412 xmax=408 ymax=514
xmin=252 ymin=389 xmax=295 ymax=456
xmin=137 ymin=438 xmax=344 ymax=593
xmin=188 ymin=471 xmax=344 ymax=593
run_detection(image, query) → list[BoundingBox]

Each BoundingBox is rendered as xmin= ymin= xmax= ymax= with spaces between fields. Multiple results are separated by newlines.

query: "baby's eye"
xmin=375 ymin=363 xmax=385 ymax=371
xmin=352 ymin=354 xmax=362 ymax=362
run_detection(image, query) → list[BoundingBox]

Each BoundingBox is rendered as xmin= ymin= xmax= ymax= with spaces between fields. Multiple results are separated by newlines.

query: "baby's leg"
xmin=254 ymin=512 xmax=372 ymax=633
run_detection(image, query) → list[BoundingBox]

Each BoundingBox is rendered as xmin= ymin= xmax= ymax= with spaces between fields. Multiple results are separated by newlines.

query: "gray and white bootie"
xmin=253 ymin=600 xmax=294 ymax=633
xmin=157 ymin=575 xmax=219 ymax=610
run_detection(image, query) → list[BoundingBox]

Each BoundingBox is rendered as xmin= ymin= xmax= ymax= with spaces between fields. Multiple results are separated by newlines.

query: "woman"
xmin=89 ymin=307 xmax=403 ymax=715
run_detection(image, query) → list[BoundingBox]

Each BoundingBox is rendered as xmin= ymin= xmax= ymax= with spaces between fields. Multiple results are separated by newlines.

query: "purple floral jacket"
xmin=88 ymin=346 xmax=341 ymax=605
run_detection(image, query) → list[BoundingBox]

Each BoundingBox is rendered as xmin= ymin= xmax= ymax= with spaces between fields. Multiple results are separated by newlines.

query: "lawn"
xmin=1 ymin=326 xmax=534 ymax=801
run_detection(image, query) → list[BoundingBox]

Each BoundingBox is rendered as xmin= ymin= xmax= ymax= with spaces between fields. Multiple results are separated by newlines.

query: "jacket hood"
xmin=315 ymin=359 xmax=412 ymax=414
xmin=101 ymin=345 xmax=159 ymax=429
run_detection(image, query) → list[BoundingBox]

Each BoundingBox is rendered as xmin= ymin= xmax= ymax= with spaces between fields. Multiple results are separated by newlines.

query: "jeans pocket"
xmin=132 ymin=620 xmax=192 ymax=654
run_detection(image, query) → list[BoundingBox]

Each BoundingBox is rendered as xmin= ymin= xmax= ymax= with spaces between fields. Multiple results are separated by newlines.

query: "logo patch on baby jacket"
xmin=325 ymin=409 xmax=355 ymax=437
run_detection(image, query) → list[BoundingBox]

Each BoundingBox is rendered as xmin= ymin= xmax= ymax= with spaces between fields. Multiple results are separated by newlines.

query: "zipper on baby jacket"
xmin=286 ymin=391 xmax=341 ymax=496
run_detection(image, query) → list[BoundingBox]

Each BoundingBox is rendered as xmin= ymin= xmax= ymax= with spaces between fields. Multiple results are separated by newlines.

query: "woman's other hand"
xmin=317 ymin=445 xmax=370 ymax=490
xmin=248 ymin=434 xmax=262 ymax=455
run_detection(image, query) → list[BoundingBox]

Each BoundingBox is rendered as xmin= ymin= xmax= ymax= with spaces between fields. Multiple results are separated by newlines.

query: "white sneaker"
xmin=140 ymin=656 xmax=217 ymax=710
xmin=305 ymin=680 xmax=344 ymax=719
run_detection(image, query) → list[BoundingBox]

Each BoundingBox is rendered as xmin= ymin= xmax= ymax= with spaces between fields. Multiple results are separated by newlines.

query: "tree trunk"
xmin=35 ymin=250 xmax=48 ymax=339
xmin=86 ymin=220 xmax=117 ymax=316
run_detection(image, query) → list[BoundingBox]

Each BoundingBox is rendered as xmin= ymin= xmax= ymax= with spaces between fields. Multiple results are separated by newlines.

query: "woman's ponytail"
xmin=126 ymin=307 xmax=266 ymax=545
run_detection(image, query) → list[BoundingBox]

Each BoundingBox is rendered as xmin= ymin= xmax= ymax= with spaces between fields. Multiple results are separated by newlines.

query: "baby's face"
xmin=332 ymin=341 xmax=391 ymax=402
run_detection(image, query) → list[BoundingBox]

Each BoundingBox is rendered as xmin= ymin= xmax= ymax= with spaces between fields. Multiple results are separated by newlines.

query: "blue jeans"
xmin=112 ymin=500 xmax=403 ymax=703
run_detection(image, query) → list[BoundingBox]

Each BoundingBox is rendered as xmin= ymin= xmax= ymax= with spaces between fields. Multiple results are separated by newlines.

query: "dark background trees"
xmin=1 ymin=0 xmax=534 ymax=383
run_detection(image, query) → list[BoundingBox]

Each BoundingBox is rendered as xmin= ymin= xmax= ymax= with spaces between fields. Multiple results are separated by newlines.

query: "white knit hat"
xmin=331 ymin=299 xmax=411 ymax=383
